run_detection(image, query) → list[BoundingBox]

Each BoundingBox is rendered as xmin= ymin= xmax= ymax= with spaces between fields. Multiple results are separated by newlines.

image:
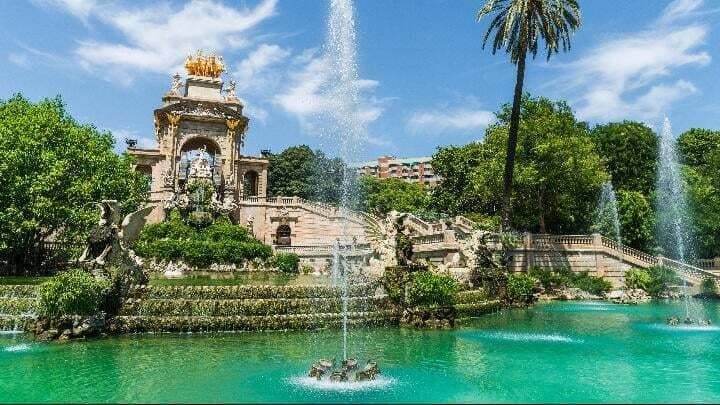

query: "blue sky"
xmin=2 ymin=0 xmax=719 ymax=161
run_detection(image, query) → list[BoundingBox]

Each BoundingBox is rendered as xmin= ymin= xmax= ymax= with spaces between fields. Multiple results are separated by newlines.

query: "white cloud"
xmin=561 ymin=2 xmax=711 ymax=122
xmin=35 ymin=0 xmax=98 ymax=21
xmin=273 ymin=50 xmax=385 ymax=131
xmin=659 ymin=0 xmax=704 ymax=24
xmin=46 ymin=0 xmax=278 ymax=83
xmin=8 ymin=53 xmax=30 ymax=68
xmin=407 ymin=108 xmax=496 ymax=135
xmin=234 ymin=44 xmax=290 ymax=92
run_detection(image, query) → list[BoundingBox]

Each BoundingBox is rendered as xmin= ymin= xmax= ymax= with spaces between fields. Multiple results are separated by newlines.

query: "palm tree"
xmin=477 ymin=0 xmax=581 ymax=231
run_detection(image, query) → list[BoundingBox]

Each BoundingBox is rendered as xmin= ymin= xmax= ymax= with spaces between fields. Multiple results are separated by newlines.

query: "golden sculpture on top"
xmin=184 ymin=50 xmax=225 ymax=78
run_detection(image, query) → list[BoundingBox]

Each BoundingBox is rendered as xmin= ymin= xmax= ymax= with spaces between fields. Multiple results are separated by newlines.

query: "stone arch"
xmin=276 ymin=224 xmax=291 ymax=246
xmin=243 ymin=170 xmax=259 ymax=197
xmin=179 ymin=136 xmax=222 ymax=157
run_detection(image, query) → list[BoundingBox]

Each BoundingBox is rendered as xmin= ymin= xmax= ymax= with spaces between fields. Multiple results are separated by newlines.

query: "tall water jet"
xmin=594 ymin=181 xmax=622 ymax=244
xmin=594 ymin=181 xmax=623 ymax=272
xmin=323 ymin=0 xmax=366 ymax=362
xmin=655 ymin=117 xmax=696 ymax=318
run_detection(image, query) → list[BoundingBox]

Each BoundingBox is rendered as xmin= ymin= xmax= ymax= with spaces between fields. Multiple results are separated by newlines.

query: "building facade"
xmin=354 ymin=155 xmax=441 ymax=186
xmin=128 ymin=52 xmax=269 ymax=223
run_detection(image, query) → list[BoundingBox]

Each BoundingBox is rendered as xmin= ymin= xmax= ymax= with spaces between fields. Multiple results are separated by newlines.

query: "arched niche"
xmin=243 ymin=170 xmax=259 ymax=197
xmin=276 ymin=224 xmax=291 ymax=246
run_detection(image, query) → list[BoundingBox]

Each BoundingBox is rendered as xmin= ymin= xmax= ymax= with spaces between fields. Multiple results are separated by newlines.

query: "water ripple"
xmin=287 ymin=375 xmax=395 ymax=392
xmin=470 ymin=331 xmax=582 ymax=343
xmin=4 ymin=343 xmax=31 ymax=352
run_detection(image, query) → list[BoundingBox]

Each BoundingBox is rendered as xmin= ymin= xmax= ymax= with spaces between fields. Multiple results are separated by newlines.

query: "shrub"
xmin=625 ymin=269 xmax=651 ymax=290
xmin=700 ymin=277 xmax=717 ymax=296
xmin=272 ymin=253 xmax=300 ymax=273
xmin=528 ymin=267 xmax=572 ymax=290
xmin=37 ymin=270 xmax=110 ymax=316
xmin=506 ymin=273 xmax=536 ymax=303
xmin=571 ymin=273 xmax=612 ymax=295
xmin=133 ymin=213 xmax=271 ymax=267
xmin=406 ymin=271 xmax=459 ymax=307
xmin=625 ymin=266 xmax=680 ymax=296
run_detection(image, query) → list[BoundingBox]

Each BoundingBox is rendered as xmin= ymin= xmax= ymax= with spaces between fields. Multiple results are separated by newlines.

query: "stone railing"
xmin=239 ymin=196 xmax=367 ymax=223
xmin=531 ymin=234 xmax=594 ymax=248
xmin=658 ymin=257 xmax=717 ymax=282
xmin=273 ymin=244 xmax=372 ymax=257
xmin=600 ymin=237 xmax=658 ymax=266
xmin=412 ymin=234 xmax=445 ymax=245
xmin=697 ymin=258 xmax=720 ymax=271
xmin=454 ymin=216 xmax=476 ymax=232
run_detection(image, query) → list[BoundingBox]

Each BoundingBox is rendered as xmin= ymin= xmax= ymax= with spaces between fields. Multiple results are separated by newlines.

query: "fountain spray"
xmin=656 ymin=117 xmax=696 ymax=319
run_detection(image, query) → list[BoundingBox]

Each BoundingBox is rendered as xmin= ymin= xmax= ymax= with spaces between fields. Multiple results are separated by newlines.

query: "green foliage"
xmin=271 ymin=253 xmax=300 ymax=273
xmin=591 ymin=121 xmax=658 ymax=195
xmin=357 ymin=176 xmax=430 ymax=216
xmin=0 ymin=95 xmax=147 ymax=274
xmin=700 ymin=277 xmax=717 ymax=296
xmin=406 ymin=271 xmax=459 ymax=307
xmin=133 ymin=215 xmax=272 ymax=267
xmin=37 ymin=269 xmax=110 ymax=316
xmin=678 ymin=128 xmax=720 ymax=167
xmin=433 ymin=96 xmax=607 ymax=234
xmin=186 ymin=179 xmax=213 ymax=207
xmin=506 ymin=273 xmax=536 ymax=303
xmin=684 ymin=164 xmax=720 ymax=258
xmin=571 ymin=273 xmax=612 ymax=295
xmin=625 ymin=266 xmax=680 ymax=296
xmin=617 ymin=190 xmax=655 ymax=251
xmin=267 ymin=145 xmax=347 ymax=204
xmin=529 ymin=267 xmax=611 ymax=295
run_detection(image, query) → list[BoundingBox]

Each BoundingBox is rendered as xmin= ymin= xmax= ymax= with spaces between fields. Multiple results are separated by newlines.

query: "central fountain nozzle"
xmin=308 ymin=358 xmax=380 ymax=382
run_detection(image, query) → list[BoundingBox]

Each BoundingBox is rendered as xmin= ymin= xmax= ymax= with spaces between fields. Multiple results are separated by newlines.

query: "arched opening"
xmin=276 ymin=224 xmax=291 ymax=246
xmin=135 ymin=164 xmax=152 ymax=191
xmin=243 ymin=170 xmax=259 ymax=197
xmin=178 ymin=137 xmax=222 ymax=187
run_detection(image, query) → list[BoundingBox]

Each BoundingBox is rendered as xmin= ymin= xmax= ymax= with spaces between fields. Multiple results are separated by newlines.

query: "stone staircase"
xmin=111 ymin=282 xmax=398 ymax=333
xmin=0 ymin=285 xmax=37 ymax=331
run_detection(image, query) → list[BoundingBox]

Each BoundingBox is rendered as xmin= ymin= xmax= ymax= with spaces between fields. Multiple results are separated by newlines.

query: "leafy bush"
xmin=37 ymin=270 xmax=110 ymax=316
xmin=271 ymin=253 xmax=300 ymax=273
xmin=406 ymin=271 xmax=459 ymax=307
xmin=571 ymin=273 xmax=612 ymax=295
xmin=624 ymin=266 xmax=680 ymax=296
xmin=506 ymin=273 xmax=536 ymax=303
xmin=700 ymin=277 xmax=717 ymax=296
xmin=133 ymin=213 xmax=272 ymax=267
xmin=528 ymin=267 xmax=610 ymax=294
xmin=625 ymin=269 xmax=651 ymax=290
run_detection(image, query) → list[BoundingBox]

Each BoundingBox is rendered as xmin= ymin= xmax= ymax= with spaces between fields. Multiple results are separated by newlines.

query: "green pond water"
xmin=2 ymin=300 xmax=720 ymax=403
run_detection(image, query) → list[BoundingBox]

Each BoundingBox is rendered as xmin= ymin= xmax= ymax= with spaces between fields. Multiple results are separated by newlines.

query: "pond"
xmin=2 ymin=300 xmax=720 ymax=403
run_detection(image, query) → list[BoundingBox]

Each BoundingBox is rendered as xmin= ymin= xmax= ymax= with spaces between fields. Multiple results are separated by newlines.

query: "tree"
xmin=591 ymin=121 xmax=658 ymax=195
xmin=678 ymin=128 xmax=720 ymax=167
xmin=432 ymin=96 xmax=607 ymax=234
xmin=477 ymin=0 xmax=581 ymax=230
xmin=678 ymin=129 xmax=720 ymax=258
xmin=616 ymin=190 xmax=655 ymax=251
xmin=267 ymin=145 xmax=347 ymax=204
xmin=0 ymin=95 xmax=148 ymax=274
xmin=430 ymin=142 xmax=486 ymax=217
xmin=357 ymin=176 xmax=430 ymax=216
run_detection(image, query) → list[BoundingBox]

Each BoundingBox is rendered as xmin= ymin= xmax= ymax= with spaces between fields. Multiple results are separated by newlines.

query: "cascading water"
xmin=655 ymin=117 xmax=697 ymax=319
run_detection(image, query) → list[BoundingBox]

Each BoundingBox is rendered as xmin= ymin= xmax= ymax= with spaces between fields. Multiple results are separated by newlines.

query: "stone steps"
xmin=0 ymin=298 xmax=36 ymax=316
xmin=129 ymin=282 xmax=380 ymax=300
xmin=119 ymin=296 xmax=392 ymax=317
xmin=0 ymin=285 xmax=38 ymax=299
xmin=109 ymin=311 xmax=399 ymax=333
